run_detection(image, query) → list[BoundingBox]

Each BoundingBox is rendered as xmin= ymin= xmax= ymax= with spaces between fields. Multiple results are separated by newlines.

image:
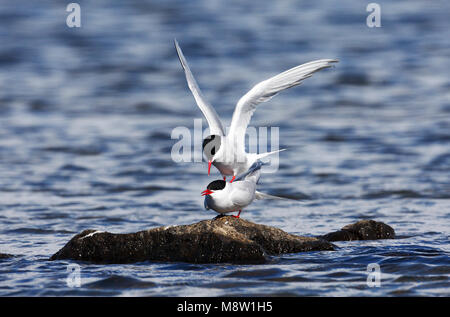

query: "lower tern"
xmin=201 ymin=161 xmax=285 ymax=218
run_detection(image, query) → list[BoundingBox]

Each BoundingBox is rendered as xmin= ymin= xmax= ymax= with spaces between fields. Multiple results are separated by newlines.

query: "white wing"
xmin=230 ymin=181 xmax=256 ymax=208
xmin=174 ymin=39 xmax=225 ymax=136
xmin=228 ymin=59 xmax=338 ymax=147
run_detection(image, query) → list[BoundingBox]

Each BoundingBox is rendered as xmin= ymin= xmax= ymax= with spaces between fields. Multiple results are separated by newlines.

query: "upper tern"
xmin=175 ymin=39 xmax=337 ymax=182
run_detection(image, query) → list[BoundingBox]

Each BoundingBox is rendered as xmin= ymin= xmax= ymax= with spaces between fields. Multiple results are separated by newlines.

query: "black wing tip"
xmin=174 ymin=39 xmax=185 ymax=67
xmin=327 ymin=59 xmax=339 ymax=69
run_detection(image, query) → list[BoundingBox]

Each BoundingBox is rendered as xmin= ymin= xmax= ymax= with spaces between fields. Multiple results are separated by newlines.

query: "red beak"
xmin=201 ymin=189 xmax=213 ymax=196
xmin=208 ymin=160 xmax=212 ymax=176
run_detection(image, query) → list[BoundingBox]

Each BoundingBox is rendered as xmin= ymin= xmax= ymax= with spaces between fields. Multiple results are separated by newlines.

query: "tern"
xmin=175 ymin=39 xmax=337 ymax=182
xmin=201 ymin=161 xmax=286 ymax=218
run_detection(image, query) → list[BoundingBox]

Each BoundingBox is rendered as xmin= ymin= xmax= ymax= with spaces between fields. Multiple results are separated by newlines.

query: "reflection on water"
xmin=0 ymin=0 xmax=449 ymax=296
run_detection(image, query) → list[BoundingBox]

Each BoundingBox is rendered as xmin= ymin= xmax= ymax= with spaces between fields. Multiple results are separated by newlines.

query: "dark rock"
xmin=50 ymin=216 xmax=334 ymax=264
xmin=50 ymin=218 xmax=395 ymax=264
xmin=0 ymin=253 xmax=13 ymax=259
xmin=321 ymin=220 xmax=395 ymax=241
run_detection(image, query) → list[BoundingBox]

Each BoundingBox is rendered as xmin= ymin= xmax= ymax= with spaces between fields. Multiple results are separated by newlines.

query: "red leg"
xmin=229 ymin=175 xmax=236 ymax=183
xmin=223 ymin=176 xmax=226 ymax=181
xmin=232 ymin=210 xmax=242 ymax=218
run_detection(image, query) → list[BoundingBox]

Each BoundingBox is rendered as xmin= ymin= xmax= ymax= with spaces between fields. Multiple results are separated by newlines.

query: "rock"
xmin=50 ymin=216 xmax=334 ymax=264
xmin=321 ymin=220 xmax=395 ymax=241
xmin=0 ymin=253 xmax=13 ymax=259
xmin=50 ymin=218 xmax=395 ymax=264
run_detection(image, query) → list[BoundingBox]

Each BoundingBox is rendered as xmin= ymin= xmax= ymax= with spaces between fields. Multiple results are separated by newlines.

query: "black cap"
xmin=206 ymin=180 xmax=226 ymax=191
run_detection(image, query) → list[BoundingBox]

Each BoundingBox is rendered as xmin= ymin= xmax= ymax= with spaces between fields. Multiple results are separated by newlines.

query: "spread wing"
xmin=228 ymin=59 xmax=338 ymax=147
xmin=174 ymin=39 xmax=225 ymax=136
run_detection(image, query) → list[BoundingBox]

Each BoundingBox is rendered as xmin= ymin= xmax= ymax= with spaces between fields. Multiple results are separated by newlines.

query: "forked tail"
xmin=255 ymin=148 xmax=286 ymax=160
xmin=255 ymin=191 xmax=292 ymax=200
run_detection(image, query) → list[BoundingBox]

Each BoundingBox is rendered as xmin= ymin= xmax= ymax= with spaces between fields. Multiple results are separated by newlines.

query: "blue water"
xmin=0 ymin=0 xmax=449 ymax=296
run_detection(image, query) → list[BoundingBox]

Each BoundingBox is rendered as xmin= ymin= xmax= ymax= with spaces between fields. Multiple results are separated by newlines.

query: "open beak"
xmin=201 ymin=189 xmax=213 ymax=196
xmin=208 ymin=160 xmax=212 ymax=176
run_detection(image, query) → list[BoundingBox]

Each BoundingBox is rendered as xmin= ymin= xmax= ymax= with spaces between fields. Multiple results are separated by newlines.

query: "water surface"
xmin=0 ymin=0 xmax=449 ymax=296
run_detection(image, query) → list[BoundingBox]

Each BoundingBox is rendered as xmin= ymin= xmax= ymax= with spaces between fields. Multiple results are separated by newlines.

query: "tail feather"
xmin=256 ymin=148 xmax=286 ymax=160
xmin=255 ymin=190 xmax=292 ymax=200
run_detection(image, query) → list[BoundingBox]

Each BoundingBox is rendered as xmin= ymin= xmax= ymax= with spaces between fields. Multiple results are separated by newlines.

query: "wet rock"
xmin=50 ymin=218 xmax=395 ymax=264
xmin=321 ymin=220 xmax=395 ymax=241
xmin=50 ymin=216 xmax=334 ymax=264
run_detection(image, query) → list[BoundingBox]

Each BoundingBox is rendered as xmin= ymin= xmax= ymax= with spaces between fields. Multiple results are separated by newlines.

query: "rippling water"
xmin=0 ymin=0 xmax=449 ymax=296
